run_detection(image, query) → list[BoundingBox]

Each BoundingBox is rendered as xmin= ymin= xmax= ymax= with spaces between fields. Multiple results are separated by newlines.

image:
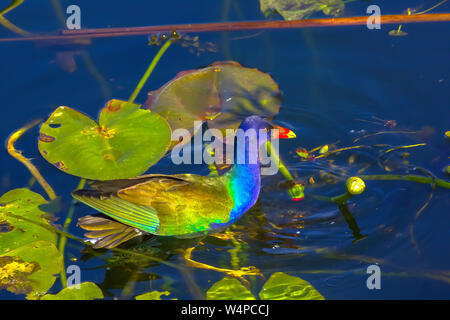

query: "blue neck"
xmin=225 ymin=135 xmax=262 ymax=221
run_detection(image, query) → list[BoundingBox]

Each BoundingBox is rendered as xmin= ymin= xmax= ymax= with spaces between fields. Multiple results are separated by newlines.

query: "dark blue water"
xmin=1 ymin=0 xmax=449 ymax=299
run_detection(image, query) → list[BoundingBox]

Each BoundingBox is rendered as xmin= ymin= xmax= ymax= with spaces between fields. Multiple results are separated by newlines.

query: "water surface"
xmin=1 ymin=0 xmax=449 ymax=299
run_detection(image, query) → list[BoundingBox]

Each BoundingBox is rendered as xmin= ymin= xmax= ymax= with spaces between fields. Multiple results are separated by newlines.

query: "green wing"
xmin=72 ymin=174 xmax=234 ymax=236
xmin=72 ymin=189 xmax=160 ymax=233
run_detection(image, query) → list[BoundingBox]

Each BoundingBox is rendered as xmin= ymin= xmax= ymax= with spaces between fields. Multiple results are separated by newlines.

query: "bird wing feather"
xmin=73 ymin=174 xmax=234 ymax=236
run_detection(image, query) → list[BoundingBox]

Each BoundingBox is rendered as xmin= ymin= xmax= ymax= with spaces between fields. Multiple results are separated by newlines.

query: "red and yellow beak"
xmin=272 ymin=125 xmax=296 ymax=139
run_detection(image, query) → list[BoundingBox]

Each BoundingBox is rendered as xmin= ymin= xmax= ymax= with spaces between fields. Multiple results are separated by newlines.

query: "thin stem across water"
xmin=128 ymin=39 xmax=172 ymax=103
xmin=7 ymin=120 xmax=56 ymax=201
xmin=2 ymin=13 xmax=450 ymax=43
xmin=58 ymin=178 xmax=86 ymax=288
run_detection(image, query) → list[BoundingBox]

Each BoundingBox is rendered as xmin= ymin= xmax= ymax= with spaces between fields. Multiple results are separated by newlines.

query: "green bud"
xmin=444 ymin=165 xmax=450 ymax=176
xmin=346 ymin=177 xmax=365 ymax=195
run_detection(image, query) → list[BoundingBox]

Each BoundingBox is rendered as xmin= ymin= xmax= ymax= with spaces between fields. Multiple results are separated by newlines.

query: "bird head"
xmin=239 ymin=116 xmax=296 ymax=141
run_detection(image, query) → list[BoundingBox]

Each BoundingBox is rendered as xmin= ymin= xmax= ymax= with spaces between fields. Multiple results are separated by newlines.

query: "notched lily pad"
xmin=0 ymin=188 xmax=56 ymax=255
xmin=38 ymin=99 xmax=172 ymax=180
xmin=145 ymin=61 xmax=281 ymax=143
xmin=260 ymin=0 xmax=345 ymax=20
xmin=41 ymin=282 xmax=103 ymax=300
xmin=206 ymin=277 xmax=256 ymax=300
xmin=259 ymin=272 xmax=324 ymax=300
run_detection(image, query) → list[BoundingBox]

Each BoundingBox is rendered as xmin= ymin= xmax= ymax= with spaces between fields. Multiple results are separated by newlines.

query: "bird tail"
xmin=77 ymin=215 xmax=143 ymax=249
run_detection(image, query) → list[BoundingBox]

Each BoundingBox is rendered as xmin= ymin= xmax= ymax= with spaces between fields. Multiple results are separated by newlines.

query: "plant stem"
xmin=7 ymin=119 xmax=56 ymax=200
xmin=313 ymin=173 xmax=450 ymax=204
xmin=0 ymin=0 xmax=31 ymax=36
xmin=266 ymin=141 xmax=294 ymax=180
xmin=2 ymin=13 xmax=450 ymax=43
xmin=58 ymin=178 xmax=86 ymax=288
xmin=60 ymin=13 xmax=450 ymax=35
xmin=128 ymin=39 xmax=172 ymax=103
xmin=416 ymin=0 xmax=448 ymax=15
xmin=266 ymin=141 xmax=305 ymax=200
xmin=0 ymin=15 xmax=30 ymax=36
xmin=49 ymin=0 xmax=112 ymax=101
xmin=332 ymin=192 xmax=353 ymax=204
xmin=360 ymin=174 xmax=450 ymax=189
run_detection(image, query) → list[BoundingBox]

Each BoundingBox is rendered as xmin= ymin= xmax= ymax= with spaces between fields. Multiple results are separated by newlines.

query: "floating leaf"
xmin=41 ymin=282 xmax=103 ymax=300
xmin=145 ymin=61 xmax=281 ymax=143
xmin=0 ymin=240 xmax=63 ymax=299
xmin=296 ymin=148 xmax=309 ymax=159
xmin=296 ymin=148 xmax=315 ymax=161
xmin=206 ymin=277 xmax=256 ymax=300
xmin=389 ymin=29 xmax=408 ymax=36
xmin=259 ymin=272 xmax=324 ymax=300
xmin=0 ymin=256 xmax=39 ymax=295
xmin=0 ymin=188 xmax=56 ymax=255
xmin=319 ymin=145 xmax=329 ymax=154
xmin=135 ymin=290 xmax=172 ymax=300
xmin=0 ymin=189 xmax=62 ymax=299
xmin=260 ymin=0 xmax=344 ymax=20
xmin=38 ymin=99 xmax=171 ymax=180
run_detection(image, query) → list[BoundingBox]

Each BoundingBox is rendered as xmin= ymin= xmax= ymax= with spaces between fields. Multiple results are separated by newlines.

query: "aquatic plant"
xmin=38 ymin=100 xmax=172 ymax=180
xmin=1 ymin=0 xmax=450 ymax=301
xmin=260 ymin=0 xmax=345 ymax=20
xmin=206 ymin=272 xmax=324 ymax=300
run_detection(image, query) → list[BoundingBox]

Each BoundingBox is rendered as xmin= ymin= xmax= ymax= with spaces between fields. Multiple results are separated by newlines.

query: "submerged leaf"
xmin=259 ymin=272 xmax=324 ymax=300
xmin=260 ymin=0 xmax=344 ymax=20
xmin=0 ymin=240 xmax=63 ymax=299
xmin=41 ymin=282 xmax=103 ymax=300
xmin=38 ymin=99 xmax=172 ymax=180
xmin=135 ymin=290 xmax=171 ymax=300
xmin=0 ymin=188 xmax=56 ymax=255
xmin=145 ymin=61 xmax=281 ymax=144
xmin=206 ymin=277 xmax=256 ymax=300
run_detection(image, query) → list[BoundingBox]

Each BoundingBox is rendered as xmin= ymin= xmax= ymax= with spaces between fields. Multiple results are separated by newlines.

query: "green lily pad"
xmin=135 ymin=290 xmax=172 ymax=300
xmin=260 ymin=0 xmax=345 ymax=20
xmin=145 ymin=61 xmax=281 ymax=143
xmin=0 ymin=189 xmax=63 ymax=299
xmin=206 ymin=277 xmax=256 ymax=300
xmin=259 ymin=272 xmax=324 ymax=300
xmin=38 ymin=99 xmax=172 ymax=180
xmin=0 ymin=188 xmax=56 ymax=255
xmin=41 ymin=282 xmax=103 ymax=300
xmin=0 ymin=240 xmax=63 ymax=300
